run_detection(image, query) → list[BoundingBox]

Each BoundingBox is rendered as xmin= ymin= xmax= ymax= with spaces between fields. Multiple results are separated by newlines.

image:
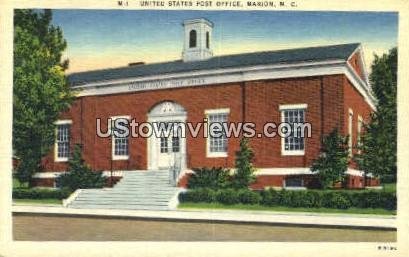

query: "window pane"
xmin=172 ymin=136 xmax=180 ymax=153
xmin=56 ymin=124 xmax=70 ymax=158
xmin=209 ymin=113 xmax=228 ymax=153
xmin=112 ymin=118 xmax=129 ymax=156
xmin=282 ymin=109 xmax=305 ymax=152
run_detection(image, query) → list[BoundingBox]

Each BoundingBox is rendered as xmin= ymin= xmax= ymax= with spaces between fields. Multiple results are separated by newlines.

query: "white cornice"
xmin=72 ymin=60 xmax=375 ymax=109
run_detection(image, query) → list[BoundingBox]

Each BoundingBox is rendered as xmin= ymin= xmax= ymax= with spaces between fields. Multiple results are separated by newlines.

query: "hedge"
xmin=13 ymin=188 xmax=72 ymax=200
xmin=179 ymin=188 xmax=396 ymax=210
xmin=187 ymin=167 xmax=231 ymax=189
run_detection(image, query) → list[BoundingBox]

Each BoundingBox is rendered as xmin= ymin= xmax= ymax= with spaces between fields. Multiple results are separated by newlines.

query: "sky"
xmin=51 ymin=10 xmax=398 ymax=74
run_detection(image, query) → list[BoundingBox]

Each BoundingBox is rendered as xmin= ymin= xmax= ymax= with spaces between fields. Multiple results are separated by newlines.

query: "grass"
xmin=179 ymin=202 xmax=396 ymax=215
xmin=13 ymin=178 xmax=29 ymax=189
xmin=382 ymin=183 xmax=396 ymax=193
xmin=13 ymin=198 xmax=62 ymax=205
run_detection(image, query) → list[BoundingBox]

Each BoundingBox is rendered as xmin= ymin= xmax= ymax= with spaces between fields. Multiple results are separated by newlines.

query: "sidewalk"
xmin=12 ymin=204 xmax=396 ymax=229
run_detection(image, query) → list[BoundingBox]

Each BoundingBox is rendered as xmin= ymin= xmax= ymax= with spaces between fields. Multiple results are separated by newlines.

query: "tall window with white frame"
xmin=348 ymin=109 xmax=353 ymax=156
xmin=55 ymin=120 xmax=71 ymax=162
xmin=280 ymin=104 xmax=307 ymax=156
xmin=357 ymin=115 xmax=363 ymax=154
xmin=206 ymin=109 xmax=229 ymax=157
xmin=111 ymin=116 xmax=130 ymax=160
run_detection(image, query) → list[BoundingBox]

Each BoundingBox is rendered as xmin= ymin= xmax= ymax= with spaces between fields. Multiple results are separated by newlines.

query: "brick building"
xmin=33 ymin=18 xmax=379 ymax=189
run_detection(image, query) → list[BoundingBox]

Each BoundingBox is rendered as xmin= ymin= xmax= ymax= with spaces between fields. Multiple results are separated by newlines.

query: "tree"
xmin=13 ymin=10 xmax=74 ymax=183
xmin=355 ymin=48 xmax=397 ymax=182
xmin=311 ymin=129 xmax=349 ymax=189
xmin=232 ymin=138 xmax=256 ymax=188
xmin=56 ymin=145 xmax=106 ymax=191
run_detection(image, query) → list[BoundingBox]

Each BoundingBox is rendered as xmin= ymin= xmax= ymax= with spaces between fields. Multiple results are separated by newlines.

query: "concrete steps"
xmin=66 ymin=170 xmax=183 ymax=210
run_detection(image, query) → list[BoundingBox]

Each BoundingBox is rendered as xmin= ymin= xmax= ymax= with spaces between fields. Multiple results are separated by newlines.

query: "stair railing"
xmin=169 ymin=152 xmax=182 ymax=186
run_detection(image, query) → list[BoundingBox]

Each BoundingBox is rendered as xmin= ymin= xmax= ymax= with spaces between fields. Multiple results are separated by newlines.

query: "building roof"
xmin=68 ymin=43 xmax=360 ymax=86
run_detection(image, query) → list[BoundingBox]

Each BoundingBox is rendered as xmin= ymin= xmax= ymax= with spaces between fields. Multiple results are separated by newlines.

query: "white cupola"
xmin=182 ymin=18 xmax=213 ymax=62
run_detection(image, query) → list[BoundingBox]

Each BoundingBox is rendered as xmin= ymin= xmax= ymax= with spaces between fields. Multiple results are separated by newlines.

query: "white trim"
xmin=281 ymin=150 xmax=305 ymax=156
xmin=110 ymin=115 xmax=131 ymax=161
xmin=32 ymin=168 xmax=373 ymax=179
xmin=32 ymin=170 xmax=125 ymax=179
xmin=357 ymin=115 xmax=363 ymax=154
xmin=204 ymin=108 xmax=230 ymax=115
xmin=73 ymin=60 xmax=345 ymax=90
xmin=256 ymin=168 xmax=313 ymax=175
xmin=54 ymin=120 xmax=72 ymax=162
xmin=347 ymin=44 xmax=369 ymax=85
xmin=205 ymin=108 xmax=229 ymax=158
xmin=346 ymin=168 xmax=364 ymax=177
xmin=63 ymin=189 xmax=82 ymax=207
xmin=72 ymin=60 xmax=376 ymax=110
xmin=54 ymin=119 xmax=72 ymax=125
xmin=279 ymin=104 xmax=308 ymax=110
xmin=348 ymin=108 xmax=354 ymax=156
xmin=280 ymin=105 xmax=307 ymax=156
xmin=147 ymin=103 xmax=187 ymax=171
xmin=32 ymin=172 xmax=66 ymax=179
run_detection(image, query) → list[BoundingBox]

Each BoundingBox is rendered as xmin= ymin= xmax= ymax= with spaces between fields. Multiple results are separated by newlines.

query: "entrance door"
xmin=147 ymin=101 xmax=187 ymax=171
xmin=157 ymin=132 xmax=180 ymax=169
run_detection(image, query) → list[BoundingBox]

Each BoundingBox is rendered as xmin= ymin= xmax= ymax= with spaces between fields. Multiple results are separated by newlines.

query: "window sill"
xmin=207 ymin=152 xmax=228 ymax=158
xmin=112 ymin=155 xmax=129 ymax=161
xmin=281 ymin=150 xmax=305 ymax=156
xmin=55 ymin=157 xmax=69 ymax=162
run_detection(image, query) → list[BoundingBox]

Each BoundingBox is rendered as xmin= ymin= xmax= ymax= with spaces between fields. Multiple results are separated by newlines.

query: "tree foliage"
xmin=13 ymin=9 xmax=74 ymax=183
xmin=311 ymin=129 xmax=349 ymax=189
xmin=355 ymin=48 xmax=397 ymax=181
xmin=232 ymin=138 xmax=256 ymax=188
xmin=56 ymin=145 xmax=106 ymax=191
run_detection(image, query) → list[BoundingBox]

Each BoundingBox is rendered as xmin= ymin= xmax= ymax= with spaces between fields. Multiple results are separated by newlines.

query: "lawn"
xmin=178 ymin=202 xmax=396 ymax=215
xmin=13 ymin=198 xmax=62 ymax=205
xmin=13 ymin=178 xmax=28 ymax=189
xmin=382 ymin=183 xmax=396 ymax=193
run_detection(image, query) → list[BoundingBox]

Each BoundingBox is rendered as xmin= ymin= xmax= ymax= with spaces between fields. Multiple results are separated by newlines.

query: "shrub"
xmin=216 ymin=189 xmax=240 ymax=205
xmin=261 ymin=188 xmax=281 ymax=206
xmin=311 ymin=129 xmax=349 ymax=189
xmin=179 ymin=188 xmax=396 ymax=211
xmin=232 ymin=138 xmax=256 ymax=189
xmin=237 ymin=189 xmax=261 ymax=205
xmin=13 ymin=188 xmax=72 ymax=200
xmin=188 ymin=167 xmax=231 ymax=189
xmin=329 ymin=194 xmax=351 ymax=209
xmin=55 ymin=144 xmax=106 ymax=191
xmin=179 ymin=188 xmax=216 ymax=203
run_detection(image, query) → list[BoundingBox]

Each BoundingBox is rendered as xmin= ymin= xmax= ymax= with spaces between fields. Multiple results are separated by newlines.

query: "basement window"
xmin=284 ymin=177 xmax=304 ymax=188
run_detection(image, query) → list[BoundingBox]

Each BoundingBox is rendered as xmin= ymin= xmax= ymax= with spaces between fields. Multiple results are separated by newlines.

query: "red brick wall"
xmin=41 ymin=74 xmax=371 ymax=174
xmin=348 ymin=52 xmax=365 ymax=81
xmin=245 ymin=75 xmax=344 ymax=168
xmin=343 ymin=77 xmax=373 ymax=168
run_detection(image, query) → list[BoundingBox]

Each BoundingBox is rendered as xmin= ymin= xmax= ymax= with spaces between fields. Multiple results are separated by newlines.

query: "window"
xmin=206 ymin=109 xmax=229 ymax=157
xmin=172 ymin=136 xmax=180 ymax=153
xmin=160 ymin=136 xmax=168 ymax=153
xmin=189 ymin=30 xmax=197 ymax=48
xmin=285 ymin=177 xmax=303 ymax=187
xmin=55 ymin=120 xmax=72 ymax=162
xmin=357 ymin=115 xmax=363 ymax=154
xmin=110 ymin=116 xmax=130 ymax=160
xmin=348 ymin=109 xmax=353 ymax=156
xmin=280 ymin=104 xmax=307 ymax=156
xmin=206 ymin=31 xmax=210 ymax=48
